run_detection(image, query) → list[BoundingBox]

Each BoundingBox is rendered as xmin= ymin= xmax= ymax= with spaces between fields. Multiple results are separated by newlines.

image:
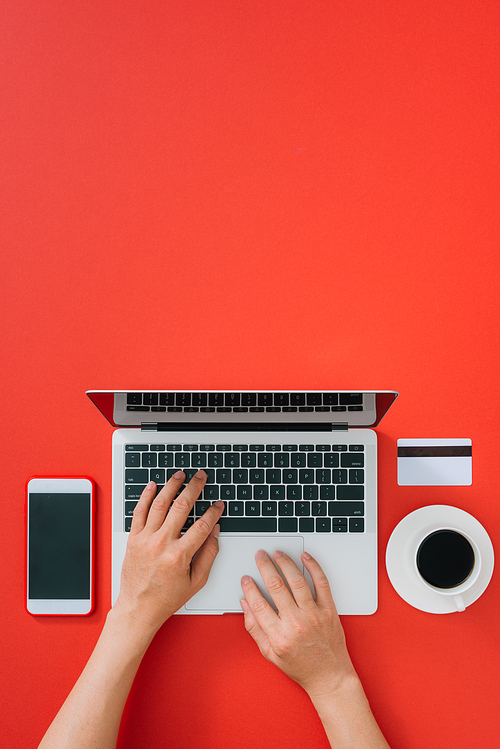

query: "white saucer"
xmin=386 ymin=505 xmax=494 ymax=613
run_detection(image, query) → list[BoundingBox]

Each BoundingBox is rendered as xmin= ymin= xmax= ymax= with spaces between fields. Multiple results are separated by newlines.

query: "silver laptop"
xmin=87 ymin=390 xmax=398 ymax=615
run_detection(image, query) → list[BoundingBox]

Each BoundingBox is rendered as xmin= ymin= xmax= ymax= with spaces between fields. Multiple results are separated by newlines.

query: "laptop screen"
xmin=86 ymin=391 xmax=398 ymax=428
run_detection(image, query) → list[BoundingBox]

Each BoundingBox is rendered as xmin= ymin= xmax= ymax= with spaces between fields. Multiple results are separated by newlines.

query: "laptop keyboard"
xmin=125 ymin=391 xmax=364 ymax=413
xmin=124 ymin=443 xmax=365 ymax=534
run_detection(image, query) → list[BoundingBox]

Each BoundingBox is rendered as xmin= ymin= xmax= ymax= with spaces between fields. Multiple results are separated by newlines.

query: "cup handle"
xmin=454 ymin=594 xmax=466 ymax=612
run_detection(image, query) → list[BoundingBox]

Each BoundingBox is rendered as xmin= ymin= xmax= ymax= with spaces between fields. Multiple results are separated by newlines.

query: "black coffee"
xmin=417 ymin=530 xmax=475 ymax=589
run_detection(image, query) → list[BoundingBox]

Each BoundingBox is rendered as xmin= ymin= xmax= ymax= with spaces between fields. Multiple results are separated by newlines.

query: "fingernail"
xmin=195 ymin=470 xmax=206 ymax=478
xmin=255 ymin=549 xmax=265 ymax=559
xmin=274 ymin=549 xmax=283 ymax=557
xmin=213 ymin=524 xmax=220 ymax=538
xmin=241 ymin=575 xmax=251 ymax=585
xmin=147 ymin=480 xmax=156 ymax=489
xmin=303 ymin=551 xmax=311 ymax=560
xmin=214 ymin=500 xmax=224 ymax=508
xmin=173 ymin=471 xmax=184 ymax=479
xmin=240 ymin=598 xmax=248 ymax=613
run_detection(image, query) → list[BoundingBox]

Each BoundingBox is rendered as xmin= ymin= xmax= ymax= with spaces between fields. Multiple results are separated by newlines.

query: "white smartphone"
xmin=25 ymin=476 xmax=95 ymax=615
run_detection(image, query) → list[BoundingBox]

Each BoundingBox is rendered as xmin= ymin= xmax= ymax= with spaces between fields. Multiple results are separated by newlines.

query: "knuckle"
xmin=172 ymin=495 xmax=191 ymax=514
xmin=132 ymin=502 xmax=146 ymax=516
xmin=272 ymin=632 xmax=294 ymax=658
xmin=266 ymin=575 xmax=285 ymax=594
xmin=289 ymin=574 xmax=308 ymax=590
xmin=194 ymin=516 xmax=211 ymax=536
xmin=315 ymin=575 xmax=331 ymax=592
xmin=152 ymin=496 xmax=168 ymax=511
xmin=251 ymin=597 xmax=269 ymax=616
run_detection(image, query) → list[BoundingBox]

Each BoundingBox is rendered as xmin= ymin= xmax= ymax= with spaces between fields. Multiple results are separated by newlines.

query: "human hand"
xmin=240 ymin=550 xmax=358 ymax=698
xmin=113 ymin=470 xmax=224 ymax=638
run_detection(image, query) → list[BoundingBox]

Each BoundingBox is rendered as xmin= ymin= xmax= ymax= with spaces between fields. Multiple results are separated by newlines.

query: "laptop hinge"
xmin=141 ymin=422 xmax=349 ymax=432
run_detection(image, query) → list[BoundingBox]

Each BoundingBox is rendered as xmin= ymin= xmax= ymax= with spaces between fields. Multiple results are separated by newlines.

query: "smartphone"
xmin=26 ymin=477 xmax=95 ymax=615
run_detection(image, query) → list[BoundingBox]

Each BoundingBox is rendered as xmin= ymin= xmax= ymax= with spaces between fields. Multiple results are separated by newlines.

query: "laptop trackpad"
xmin=185 ymin=535 xmax=304 ymax=612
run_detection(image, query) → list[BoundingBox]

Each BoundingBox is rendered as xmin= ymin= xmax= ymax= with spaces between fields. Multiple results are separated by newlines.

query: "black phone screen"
xmin=28 ymin=493 xmax=91 ymax=599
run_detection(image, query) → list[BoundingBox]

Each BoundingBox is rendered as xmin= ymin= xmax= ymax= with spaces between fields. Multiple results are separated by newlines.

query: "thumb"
xmin=189 ymin=524 xmax=220 ymax=589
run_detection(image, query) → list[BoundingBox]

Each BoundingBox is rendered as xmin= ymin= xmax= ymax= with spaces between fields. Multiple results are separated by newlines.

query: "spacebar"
xmin=219 ymin=517 xmax=277 ymax=532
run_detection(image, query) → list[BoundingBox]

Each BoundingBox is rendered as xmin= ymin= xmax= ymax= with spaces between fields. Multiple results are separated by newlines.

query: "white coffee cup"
xmin=413 ymin=526 xmax=481 ymax=612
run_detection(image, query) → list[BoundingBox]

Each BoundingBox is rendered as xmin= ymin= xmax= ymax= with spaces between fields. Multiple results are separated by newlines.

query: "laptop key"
xmin=316 ymin=518 xmax=331 ymax=532
xmin=195 ymin=500 xmax=211 ymax=515
xmin=262 ymin=502 xmax=277 ymax=516
xmin=125 ymin=453 xmax=141 ymax=467
xmin=125 ymin=469 xmax=148 ymax=483
xmin=278 ymin=501 xmax=294 ymax=516
xmin=349 ymin=469 xmax=364 ymax=484
xmin=287 ymin=485 xmax=302 ymax=500
xmin=127 ymin=393 xmax=142 ymax=405
xmin=150 ymin=469 xmax=165 ymax=484
xmin=233 ymin=469 xmax=248 ymax=483
xmin=299 ymin=517 xmax=314 ymax=532
xmin=328 ymin=501 xmax=364 ymax=516
xmin=341 ymin=453 xmax=364 ymax=467
xmin=254 ymin=486 xmax=269 ymax=500
xmin=125 ymin=501 xmax=138 ymax=516
xmin=258 ymin=453 xmax=273 ymax=467
xmin=240 ymin=453 xmax=257 ymax=467
xmin=270 ymin=485 xmax=285 ymax=500
xmin=303 ymin=485 xmax=318 ymax=500
xmin=208 ymin=453 xmax=224 ymax=467
xmin=125 ymin=485 xmax=145 ymax=500
xmin=204 ymin=486 xmax=219 ymax=500
xmin=219 ymin=517 xmax=277 ymax=532
xmin=349 ymin=518 xmax=365 ymax=532
xmin=279 ymin=517 xmax=298 ymax=532
xmin=229 ymin=501 xmax=244 ymax=515
xmin=191 ymin=453 xmax=207 ymax=468
xmin=295 ymin=501 xmax=310 ymax=516
xmin=324 ymin=453 xmax=340 ymax=467
xmin=337 ymin=485 xmax=364 ymax=500
xmin=312 ymin=501 xmax=327 ymax=516
xmin=245 ymin=501 xmax=261 ymax=515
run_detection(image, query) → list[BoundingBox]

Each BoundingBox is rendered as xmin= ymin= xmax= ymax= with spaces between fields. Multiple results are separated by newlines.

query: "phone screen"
xmin=28 ymin=493 xmax=91 ymax=599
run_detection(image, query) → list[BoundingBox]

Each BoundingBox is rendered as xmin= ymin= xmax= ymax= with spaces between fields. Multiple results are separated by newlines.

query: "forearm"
xmin=309 ymin=675 xmax=390 ymax=749
xmin=38 ymin=609 xmax=156 ymax=749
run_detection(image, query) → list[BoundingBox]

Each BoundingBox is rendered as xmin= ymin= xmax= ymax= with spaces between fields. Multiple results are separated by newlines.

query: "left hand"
xmin=113 ymin=470 xmax=224 ymax=638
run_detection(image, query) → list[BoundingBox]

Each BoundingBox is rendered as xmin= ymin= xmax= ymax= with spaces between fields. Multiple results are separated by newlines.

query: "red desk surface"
xmin=2 ymin=1 xmax=499 ymax=747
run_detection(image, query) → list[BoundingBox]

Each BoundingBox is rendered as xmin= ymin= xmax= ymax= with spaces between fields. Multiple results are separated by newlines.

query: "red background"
xmin=1 ymin=1 xmax=499 ymax=747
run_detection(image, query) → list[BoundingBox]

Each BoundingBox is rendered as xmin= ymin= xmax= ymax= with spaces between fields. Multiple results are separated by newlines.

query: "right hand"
xmin=240 ymin=549 xmax=358 ymax=698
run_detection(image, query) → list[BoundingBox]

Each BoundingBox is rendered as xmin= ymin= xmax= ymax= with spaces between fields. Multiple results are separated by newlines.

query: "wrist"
xmin=105 ymin=603 xmax=163 ymax=656
xmin=307 ymin=670 xmax=363 ymax=704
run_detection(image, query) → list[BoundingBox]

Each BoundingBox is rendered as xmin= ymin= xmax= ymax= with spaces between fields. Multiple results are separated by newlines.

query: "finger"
xmin=162 ymin=469 xmax=207 ymax=538
xmin=180 ymin=500 xmax=224 ymax=559
xmin=188 ymin=521 xmax=222 ymax=590
xmin=241 ymin=573 xmax=279 ymax=631
xmin=240 ymin=598 xmax=272 ymax=656
xmin=129 ymin=480 xmax=157 ymax=535
xmin=272 ymin=550 xmax=316 ymax=610
xmin=145 ymin=470 xmax=186 ymax=533
xmin=301 ymin=552 xmax=337 ymax=614
xmin=254 ymin=549 xmax=296 ymax=613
